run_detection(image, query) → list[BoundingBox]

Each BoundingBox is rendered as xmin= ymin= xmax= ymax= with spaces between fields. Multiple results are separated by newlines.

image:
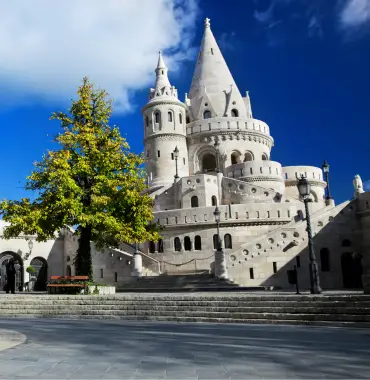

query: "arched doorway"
xmin=0 ymin=252 xmax=23 ymax=291
xmin=202 ymin=153 xmax=216 ymax=173
xmin=341 ymin=252 xmax=363 ymax=289
xmin=30 ymin=257 xmax=48 ymax=291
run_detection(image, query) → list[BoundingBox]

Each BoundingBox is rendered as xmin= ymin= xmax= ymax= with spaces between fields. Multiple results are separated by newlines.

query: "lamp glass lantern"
xmin=322 ymin=160 xmax=329 ymax=174
xmin=213 ymin=206 xmax=221 ymax=223
xmin=297 ymin=176 xmax=311 ymax=198
xmin=28 ymin=239 xmax=34 ymax=251
xmin=173 ymin=146 xmax=179 ymax=159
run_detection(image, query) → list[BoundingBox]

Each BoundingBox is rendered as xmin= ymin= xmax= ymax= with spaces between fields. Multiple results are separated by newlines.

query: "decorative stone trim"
xmin=160 ymin=218 xmax=291 ymax=230
xmin=189 ymin=131 xmax=274 ymax=148
xmin=240 ymin=176 xmax=284 ymax=183
xmin=144 ymin=133 xmax=187 ymax=142
xmin=142 ymin=100 xmax=186 ymax=112
xmin=285 ymin=180 xmax=327 ymax=188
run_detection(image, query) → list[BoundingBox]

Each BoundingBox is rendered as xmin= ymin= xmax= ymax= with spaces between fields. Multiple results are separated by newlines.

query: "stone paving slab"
xmin=0 ymin=318 xmax=369 ymax=379
xmin=0 ymin=329 xmax=26 ymax=351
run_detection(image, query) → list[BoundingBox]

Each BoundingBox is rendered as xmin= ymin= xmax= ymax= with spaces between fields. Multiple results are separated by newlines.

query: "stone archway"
xmin=30 ymin=257 xmax=48 ymax=291
xmin=341 ymin=252 xmax=363 ymax=289
xmin=0 ymin=252 xmax=24 ymax=291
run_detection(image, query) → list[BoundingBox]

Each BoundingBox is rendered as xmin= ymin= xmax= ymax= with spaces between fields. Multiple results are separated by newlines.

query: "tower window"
xmin=211 ymin=48 xmax=214 ymax=55
xmin=157 ymin=150 xmax=160 ymax=158
xmin=179 ymin=113 xmax=183 ymax=124
xmin=183 ymin=157 xmax=186 ymax=165
xmin=154 ymin=111 xmax=161 ymax=124
xmin=186 ymin=116 xmax=190 ymax=124
xmin=262 ymin=153 xmax=268 ymax=161
xmin=211 ymin=196 xmax=217 ymax=206
xmin=171 ymin=153 xmax=174 ymax=160
xmin=191 ymin=196 xmax=199 ymax=208
xmin=161 ymin=70 xmax=164 ymax=75
xmin=146 ymin=151 xmax=150 ymax=158
xmin=174 ymin=237 xmax=181 ymax=252
xmin=184 ymin=236 xmax=191 ymax=251
xmin=244 ymin=151 xmax=254 ymax=162
xmin=224 ymin=234 xmax=232 ymax=249
xmin=249 ymin=268 xmax=254 ymax=279
xmin=145 ymin=116 xmax=149 ymax=127
xmin=273 ymin=262 xmax=277 ymax=274
xmin=203 ymin=110 xmax=211 ymax=119
xmin=194 ymin=236 xmax=202 ymax=250
xmin=168 ymin=112 xmax=173 ymax=122
xmin=231 ymin=109 xmax=238 ymax=117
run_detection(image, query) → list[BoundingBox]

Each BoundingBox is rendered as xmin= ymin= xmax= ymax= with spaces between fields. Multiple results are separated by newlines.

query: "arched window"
xmin=154 ymin=111 xmax=161 ymax=124
xmin=174 ymin=237 xmax=181 ymax=252
xmin=243 ymin=151 xmax=254 ymax=162
xmin=224 ymin=234 xmax=232 ymax=249
xmin=194 ymin=236 xmax=202 ymax=250
xmin=231 ymin=151 xmax=241 ymax=165
xmin=231 ymin=109 xmax=238 ymax=117
xmin=203 ymin=110 xmax=211 ymax=119
xmin=262 ymin=153 xmax=268 ymax=161
xmin=191 ymin=196 xmax=199 ymax=208
xmin=213 ymin=234 xmax=219 ymax=249
xmin=320 ymin=248 xmax=330 ymax=271
xmin=145 ymin=116 xmax=149 ymax=127
xmin=179 ymin=113 xmax=183 ymax=124
xmin=211 ymin=196 xmax=217 ymax=206
xmin=168 ymin=111 xmax=173 ymax=122
xmin=149 ymin=241 xmax=156 ymax=253
xmin=342 ymin=239 xmax=352 ymax=247
xmin=66 ymin=265 xmax=72 ymax=277
xmin=158 ymin=239 xmax=164 ymax=253
xmin=184 ymin=236 xmax=191 ymax=251
xmin=202 ymin=153 xmax=216 ymax=172
xmin=186 ymin=116 xmax=190 ymax=124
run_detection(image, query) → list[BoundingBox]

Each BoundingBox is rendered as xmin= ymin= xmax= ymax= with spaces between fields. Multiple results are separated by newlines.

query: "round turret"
xmin=143 ymin=52 xmax=189 ymax=187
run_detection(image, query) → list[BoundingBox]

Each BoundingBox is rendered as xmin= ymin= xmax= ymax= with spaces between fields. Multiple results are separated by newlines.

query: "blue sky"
xmin=0 ymin=0 xmax=369 ymax=204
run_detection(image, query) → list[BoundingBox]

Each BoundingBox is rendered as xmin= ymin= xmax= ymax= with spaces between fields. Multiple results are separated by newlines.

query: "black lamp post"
xmin=214 ymin=137 xmax=220 ymax=173
xmin=322 ymin=160 xmax=332 ymax=200
xmin=297 ymin=175 xmax=322 ymax=294
xmin=173 ymin=146 xmax=179 ymax=179
xmin=213 ymin=206 xmax=221 ymax=250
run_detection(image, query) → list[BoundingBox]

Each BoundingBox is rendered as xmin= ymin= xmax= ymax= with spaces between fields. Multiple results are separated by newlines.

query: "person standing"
xmin=6 ymin=258 xmax=16 ymax=294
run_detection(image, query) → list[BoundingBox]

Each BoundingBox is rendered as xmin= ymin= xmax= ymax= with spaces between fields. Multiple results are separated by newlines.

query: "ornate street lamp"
xmin=297 ymin=175 xmax=322 ymax=294
xmin=24 ymin=239 xmax=34 ymax=260
xmin=173 ymin=146 xmax=179 ymax=180
xmin=214 ymin=206 xmax=221 ymax=249
xmin=213 ymin=206 xmax=227 ymax=279
xmin=322 ymin=160 xmax=332 ymax=200
xmin=214 ymin=137 xmax=220 ymax=173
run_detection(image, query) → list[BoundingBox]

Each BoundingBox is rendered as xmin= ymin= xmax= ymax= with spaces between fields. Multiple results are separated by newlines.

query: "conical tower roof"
xmin=188 ymin=18 xmax=246 ymax=118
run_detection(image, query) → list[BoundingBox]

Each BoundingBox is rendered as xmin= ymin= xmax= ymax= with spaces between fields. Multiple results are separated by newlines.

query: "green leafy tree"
xmin=0 ymin=78 xmax=159 ymax=279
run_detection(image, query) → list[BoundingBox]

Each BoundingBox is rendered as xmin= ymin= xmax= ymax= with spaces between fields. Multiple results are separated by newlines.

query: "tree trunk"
xmin=75 ymin=225 xmax=93 ymax=280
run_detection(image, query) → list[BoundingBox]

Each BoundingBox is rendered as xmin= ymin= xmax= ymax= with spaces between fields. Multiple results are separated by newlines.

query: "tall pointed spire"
xmin=149 ymin=51 xmax=178 ymax=101
xmin=188 ymin=18 xmax=246 ymax=117
xmin=155 ymin=51 xmax=171 ymax=90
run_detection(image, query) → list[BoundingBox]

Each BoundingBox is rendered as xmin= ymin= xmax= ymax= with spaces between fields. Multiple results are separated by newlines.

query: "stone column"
xmin=132 ymin=253 xmax=142 ymax=278
xmin=214 ymin=238 xmax=228 ymax=280
xmin=217 ymin=172 xmax=223 ymax=205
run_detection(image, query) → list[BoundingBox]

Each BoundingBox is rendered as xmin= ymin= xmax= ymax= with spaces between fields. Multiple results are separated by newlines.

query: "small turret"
xmin=142 ymin=52 xmax=189 ymax=188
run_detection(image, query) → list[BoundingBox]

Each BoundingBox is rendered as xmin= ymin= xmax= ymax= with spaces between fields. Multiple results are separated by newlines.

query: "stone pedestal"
xmin=214 ymin=248 xmax=228 ymax=280
xmin=132 ymin=253 xmax=143 ymax=278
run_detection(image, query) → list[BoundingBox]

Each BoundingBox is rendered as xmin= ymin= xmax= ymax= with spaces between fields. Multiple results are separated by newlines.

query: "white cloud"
xmin=339 ymin=0 xmax=370 ymax=30
xmin=0 ymin=0 xmax=198 ymax=112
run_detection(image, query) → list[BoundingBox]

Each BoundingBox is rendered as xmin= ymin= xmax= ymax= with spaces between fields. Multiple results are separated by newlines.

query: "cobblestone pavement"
xmin=0 ymin=318 xmax=369 ymax=379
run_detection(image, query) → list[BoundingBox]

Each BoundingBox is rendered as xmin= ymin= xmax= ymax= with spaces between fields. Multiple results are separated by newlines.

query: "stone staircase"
xmin=117 ymin=273 xmax=263 ymax=292
xmin=0 ymin=293 xmax=369 ymax=327
xmin=227 ymin=200 xmax=351 ymax=286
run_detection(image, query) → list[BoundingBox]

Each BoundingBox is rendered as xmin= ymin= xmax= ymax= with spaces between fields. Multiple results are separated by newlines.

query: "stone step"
xmin=0 ymin=309 xmax=369 ymax=322
xmin=0 ymin=304 xmax=368 ymax=314
xmin=1 ymin=295 xmax=370 ymax=302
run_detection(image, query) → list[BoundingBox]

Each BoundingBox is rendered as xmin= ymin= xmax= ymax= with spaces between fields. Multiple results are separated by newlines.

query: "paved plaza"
xmin=0 ymin=318 xmax=369 ymax=379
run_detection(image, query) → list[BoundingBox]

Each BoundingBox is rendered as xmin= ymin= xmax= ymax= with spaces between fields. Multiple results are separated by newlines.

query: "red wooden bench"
xmin=47 ymin=276 xmax=89 ymax=294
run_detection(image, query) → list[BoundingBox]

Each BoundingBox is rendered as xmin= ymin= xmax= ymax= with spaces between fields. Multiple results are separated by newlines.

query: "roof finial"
xmin=204 ymin=18 xmax=210 ymax=28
